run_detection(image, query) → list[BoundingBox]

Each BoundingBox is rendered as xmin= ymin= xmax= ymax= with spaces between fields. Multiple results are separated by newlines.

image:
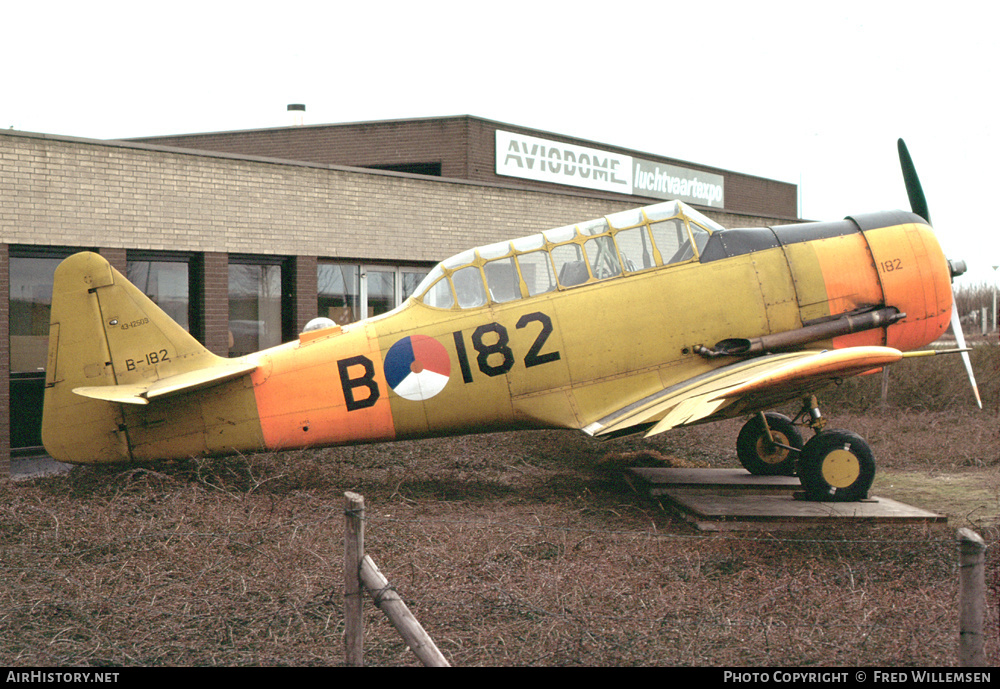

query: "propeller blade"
xmin=897 ymin=139 xmax=931 ymax=224
xmin=898 ymin=139 xmax=980 ymax=408
xmin=950 ymin=302 xmax=983 ymax=409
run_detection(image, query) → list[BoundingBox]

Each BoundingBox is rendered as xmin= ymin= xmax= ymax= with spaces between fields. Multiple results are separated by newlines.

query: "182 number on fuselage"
xmin=337 ymin=311 xmax=562 ymax=413
xmin=453 ymin=311 xmax=560 ymax=383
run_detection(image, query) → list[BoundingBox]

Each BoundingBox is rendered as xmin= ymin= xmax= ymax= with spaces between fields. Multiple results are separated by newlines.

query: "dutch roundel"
xmin=383 ymin=335 xmax=452 ymax=401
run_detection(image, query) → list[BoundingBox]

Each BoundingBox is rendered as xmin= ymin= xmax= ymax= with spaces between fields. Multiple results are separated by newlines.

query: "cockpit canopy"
xmin=414 ymin=200 xmax=720 ymax=310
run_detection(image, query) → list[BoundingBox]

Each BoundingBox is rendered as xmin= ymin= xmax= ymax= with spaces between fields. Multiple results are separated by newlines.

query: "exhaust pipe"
xmin=696 ymin=307 xmax=905 ymax=358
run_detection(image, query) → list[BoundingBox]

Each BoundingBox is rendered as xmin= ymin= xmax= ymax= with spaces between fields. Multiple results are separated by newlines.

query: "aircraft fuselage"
xmin=41 ymin=202 xmax=952 ymax=464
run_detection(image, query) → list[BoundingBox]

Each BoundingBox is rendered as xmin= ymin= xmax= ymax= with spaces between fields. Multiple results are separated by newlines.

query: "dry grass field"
xmin=1 ymin=345 xmax=997 ymax=666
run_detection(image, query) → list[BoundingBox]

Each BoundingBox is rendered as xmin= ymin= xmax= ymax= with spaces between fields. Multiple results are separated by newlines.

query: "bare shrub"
xmin=822 ymin=343 xmax=999 ymax=414
xmin=955 ymin=282 xmax=998 ymax=327
xmin=3 ymin=416 xmax=997 ymax=665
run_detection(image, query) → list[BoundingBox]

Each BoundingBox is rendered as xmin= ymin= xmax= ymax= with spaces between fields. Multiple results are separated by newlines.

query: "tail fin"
xmin=41 ymin=252 xmax=230 ymax=463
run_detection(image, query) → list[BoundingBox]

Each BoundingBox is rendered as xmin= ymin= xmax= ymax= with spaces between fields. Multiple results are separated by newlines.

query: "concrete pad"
xmin=11 ymin=455 xmax=72 ymax=481
xmin=626 ymin=467 xmax=946 ymax=531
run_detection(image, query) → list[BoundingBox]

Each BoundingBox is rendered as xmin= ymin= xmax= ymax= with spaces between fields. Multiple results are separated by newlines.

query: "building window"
xmin=229 ymin=259 xmax=284 ymax=357
xmin=127 ymin=252 xmax=192 ymax=332
xmin=362 ymin=162 xmax=442 ymax=176
xmin=317 ymin=262 xmax=430 ymax=325
xmin=9 ymin=254 xmax=67 ymax=375
xmin=401 ymin=269 xmax=428 ymax=301
xmin=364 ymin=267 xmax=397 ymax=319
xmin=317 ymin=263 xmax=360 ymax=325
xmin=9 ymin=249 xmax=80 ymax=451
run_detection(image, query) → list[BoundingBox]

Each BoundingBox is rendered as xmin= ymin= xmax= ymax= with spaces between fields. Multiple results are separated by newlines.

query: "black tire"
xmin=736 ymin=413 xmax=803 ymax=476
xmin=797 ymin=430 xmax=876 ymax=502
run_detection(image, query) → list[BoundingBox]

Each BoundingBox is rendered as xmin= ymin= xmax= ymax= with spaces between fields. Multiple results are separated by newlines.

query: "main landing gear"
xmin=736 ymin=396 xmax=876 ymax=502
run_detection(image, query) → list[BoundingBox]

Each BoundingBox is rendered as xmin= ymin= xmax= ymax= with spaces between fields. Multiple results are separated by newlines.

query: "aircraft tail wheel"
xmin=797 ymin=430 xmax=876 ymax=502
xmin=736 ymin=412 xmax=803 ymax=476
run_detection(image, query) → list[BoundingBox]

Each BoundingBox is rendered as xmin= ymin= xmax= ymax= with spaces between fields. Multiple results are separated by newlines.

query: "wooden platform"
xmin=627 ymin=467 xmax=947 ymax=531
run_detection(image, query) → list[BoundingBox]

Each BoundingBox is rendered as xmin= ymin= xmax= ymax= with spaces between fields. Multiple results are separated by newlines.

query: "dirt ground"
xmin=2 ymin=401 xmax=997 ymax=666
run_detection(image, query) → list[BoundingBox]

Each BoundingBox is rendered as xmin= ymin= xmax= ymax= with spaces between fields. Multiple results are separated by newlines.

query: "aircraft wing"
xmin=583 ymin=346 xmax=903 ymax=438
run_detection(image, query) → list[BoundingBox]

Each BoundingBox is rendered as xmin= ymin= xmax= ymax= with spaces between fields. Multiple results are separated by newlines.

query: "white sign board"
xmin=495 ymin=130 xmax=724 ymax=208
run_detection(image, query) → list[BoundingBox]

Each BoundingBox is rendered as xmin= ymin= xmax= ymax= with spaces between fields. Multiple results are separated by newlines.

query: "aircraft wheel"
xmin=736 ymin=413 xmax=803 ymax=476
xmin=797 ymin=430 xmax=875 ymax=502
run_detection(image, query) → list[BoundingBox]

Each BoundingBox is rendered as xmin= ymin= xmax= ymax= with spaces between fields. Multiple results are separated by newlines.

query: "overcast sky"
xmin=4 ymin=1 xmax=998 ymax=288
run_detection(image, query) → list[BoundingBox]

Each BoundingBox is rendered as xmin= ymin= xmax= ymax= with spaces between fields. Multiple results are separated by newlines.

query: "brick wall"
xmin=99 ymin=248 xmax=127 ymax=274
xmin=0 ymin=244 xmax=8 ymax=480
xmin=199 ymin=252 xmax=230 ymax=357
xmin=290 ymin=255 xmax=319 ymax=333
xmin=8 ymin=130 xmax=737 ymax=262
xmin=132 ymin=116 xmax=800 ymax=220
xmin=133 ymin=118 xmax=474 ymax=180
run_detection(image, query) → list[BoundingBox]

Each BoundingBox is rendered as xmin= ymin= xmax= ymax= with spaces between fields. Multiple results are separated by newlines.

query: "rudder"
xmin=42 ymin=252 xmax=223 ymax=463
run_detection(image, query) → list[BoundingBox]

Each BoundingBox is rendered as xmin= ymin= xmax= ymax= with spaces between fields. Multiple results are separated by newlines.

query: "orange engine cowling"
xmin=851 ymin=211 xmax=953 ymax=351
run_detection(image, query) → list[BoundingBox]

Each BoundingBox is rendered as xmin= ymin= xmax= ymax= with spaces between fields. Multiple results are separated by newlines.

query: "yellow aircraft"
xmin=41 ymin=140 xmax=979 ymax=501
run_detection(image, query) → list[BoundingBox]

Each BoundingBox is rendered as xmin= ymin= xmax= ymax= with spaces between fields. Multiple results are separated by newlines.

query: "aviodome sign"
xmin=496 ymin=131 xmax=724 ymax=208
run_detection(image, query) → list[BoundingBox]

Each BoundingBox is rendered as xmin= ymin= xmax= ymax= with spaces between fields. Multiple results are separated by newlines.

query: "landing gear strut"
xmin=736 ymin=395 xmax=876 ymax=502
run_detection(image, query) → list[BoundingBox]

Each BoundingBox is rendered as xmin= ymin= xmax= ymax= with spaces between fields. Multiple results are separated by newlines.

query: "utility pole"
xmin=992 ymin=265 xmax=998 ymax=334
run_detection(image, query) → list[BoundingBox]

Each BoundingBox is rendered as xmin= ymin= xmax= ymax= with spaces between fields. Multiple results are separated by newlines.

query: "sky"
xmin=3 ymin=0 xmax=999 ymax=288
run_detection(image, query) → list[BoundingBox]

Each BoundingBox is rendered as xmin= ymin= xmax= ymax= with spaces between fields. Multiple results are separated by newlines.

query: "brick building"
xmin=131 ymin=115 xmax=798 ymax=219
xmin=0 ymin=116 xmax=799 ymax=477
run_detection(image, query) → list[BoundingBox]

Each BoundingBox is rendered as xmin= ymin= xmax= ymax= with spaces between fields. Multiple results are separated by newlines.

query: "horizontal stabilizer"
xmin=73 ymin=360 xmax=258 ymax=405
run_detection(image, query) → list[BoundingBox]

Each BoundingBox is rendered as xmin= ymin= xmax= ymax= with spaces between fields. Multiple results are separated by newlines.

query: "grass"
xmin=874 ymin=469 xmax=1000 ymax=528
xmin=1 ymin=345 xmax=997 ymax=666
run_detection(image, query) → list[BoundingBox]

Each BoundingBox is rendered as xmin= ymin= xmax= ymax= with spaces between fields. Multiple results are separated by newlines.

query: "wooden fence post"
xmin=880 ymin=368 xmax=890 ymax=407
xmin=344 ymin=492 xmax=365 ymax=667
xmin=343 ymin=491 xmax=450 ymax=667
xmin=958 ymin=528 xmax=986 ymax=666
xmin=361 ymin=555 xmax=451 ymax=667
